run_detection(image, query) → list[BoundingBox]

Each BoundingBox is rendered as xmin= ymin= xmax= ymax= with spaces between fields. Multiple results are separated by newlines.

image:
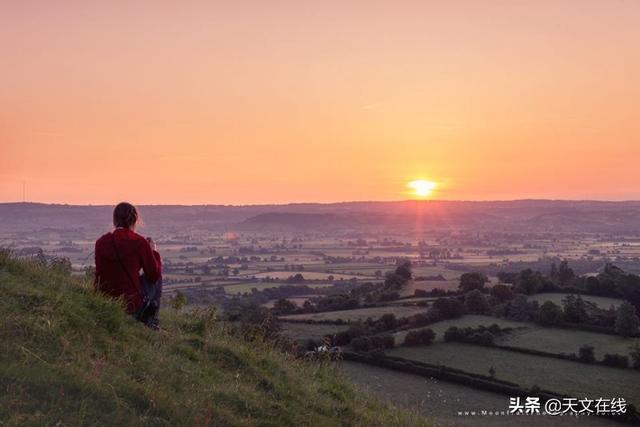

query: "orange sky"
xmin=1 ymin=1 xmax=639 ymax=204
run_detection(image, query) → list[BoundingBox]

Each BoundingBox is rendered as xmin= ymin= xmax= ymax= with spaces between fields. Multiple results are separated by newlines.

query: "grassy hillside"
xmin=0 ymin=252 xmax=428 ymax=426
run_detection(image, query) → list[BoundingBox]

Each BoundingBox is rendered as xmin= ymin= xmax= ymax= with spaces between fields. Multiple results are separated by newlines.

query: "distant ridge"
xmin=3 ymin=200 xmax=640 ymax=233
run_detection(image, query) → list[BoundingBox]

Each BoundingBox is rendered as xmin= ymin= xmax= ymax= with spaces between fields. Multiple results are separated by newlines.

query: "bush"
xmin=490 ymin=284 xmax=515 ymax=302
xmin=602 ymin=353 xmax=629 ymax=368
xmin=615 ymin=301 xmax=640 ymax=337
xmin=465 ymin=289 xmax=489 ymax=314
xmin=403 ymin=328 xmax=436 ymax=346
xmin=444 ymin=326 xmax=464 ymax=342
xmin=537 ymin=301 xmax=564 ymax=326
xmin=577 ymin=345 xmax=595 ymax=363
xmin=630 ymin=345 xmax=640 ymax=370
xmin=433 ymin=297 xmax=466 ymax=319
xmin=467 ymin=331 xmax=494 ymax=345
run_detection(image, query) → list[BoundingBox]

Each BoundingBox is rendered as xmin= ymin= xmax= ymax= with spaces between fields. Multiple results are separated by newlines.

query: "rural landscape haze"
xmin=2 ymin=1 xmax=640 ymax=426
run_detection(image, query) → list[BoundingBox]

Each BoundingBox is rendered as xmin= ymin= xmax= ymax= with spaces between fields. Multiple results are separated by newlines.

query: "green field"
xmin=392 ymin=315 xmax=530 ymax=345
xmin=389 ymin=342 xmax=640 ymax=405
xmin=342 ymin=361 xmax=613 ymax=427
xmin=527 ymin=293 xmax=624 ymax=309
xmin=280 ymin=306 xmax=427 ymax=322
xmin=497 ymin=326 xmax=640 ymax=358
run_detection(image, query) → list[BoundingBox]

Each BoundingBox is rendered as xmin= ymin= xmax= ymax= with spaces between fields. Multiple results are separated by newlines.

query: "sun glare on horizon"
xmin=408 ymin=180 xmax=437 ymax=199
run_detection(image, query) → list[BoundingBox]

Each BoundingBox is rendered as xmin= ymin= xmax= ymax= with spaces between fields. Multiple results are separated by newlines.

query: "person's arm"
xmin=140 ymin=237 xmax=162 ymax=283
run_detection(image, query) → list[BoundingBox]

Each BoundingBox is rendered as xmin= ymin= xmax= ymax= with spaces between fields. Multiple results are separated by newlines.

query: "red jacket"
xmin=95 ymin=228 xmax=162 ymax=314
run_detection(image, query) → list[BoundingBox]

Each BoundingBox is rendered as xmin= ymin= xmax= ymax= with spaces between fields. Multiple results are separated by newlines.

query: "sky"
xmin=1 ymin=1 xmax=639 ymax=205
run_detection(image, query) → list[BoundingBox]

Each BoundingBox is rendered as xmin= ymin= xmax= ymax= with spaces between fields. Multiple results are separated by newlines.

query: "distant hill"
xmin=2 ymin=200 xmax=640 ymax=233
xmin=0 ymin=251 xmax=426 ymax=426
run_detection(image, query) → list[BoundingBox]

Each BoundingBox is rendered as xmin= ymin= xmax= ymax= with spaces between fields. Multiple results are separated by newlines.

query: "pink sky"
xmin=1 ymin=1 xmax=639 ymax=204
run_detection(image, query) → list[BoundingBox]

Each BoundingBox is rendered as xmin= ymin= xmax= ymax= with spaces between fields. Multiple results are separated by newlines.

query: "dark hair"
xmin=113 ymin=202 xmax=138 ymax=228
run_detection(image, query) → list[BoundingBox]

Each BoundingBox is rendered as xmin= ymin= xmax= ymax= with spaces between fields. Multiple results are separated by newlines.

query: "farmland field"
xmin=252 ymin=271 xmax=367 ymax=280
xmin=223 ymin=282 xmax=333 ymax=294
xmin=389 ymin=342 xmax=640 ymax=405
xmin=496 ymin=327 xmax=640 ymax=358
xmin=279 ymin=306 xmax=427 ymax=322
xmin=341 ymin=361 xmax=613 ymax=427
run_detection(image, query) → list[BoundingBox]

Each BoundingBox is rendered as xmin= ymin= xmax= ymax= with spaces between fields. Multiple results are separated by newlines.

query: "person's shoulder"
xmin=95 ymin=232 xmax=113 ymax=244
xmin=129 ymin=230 xmax=147 ymax=241
xmin=128 ymin=231 xmax=150 ymax=247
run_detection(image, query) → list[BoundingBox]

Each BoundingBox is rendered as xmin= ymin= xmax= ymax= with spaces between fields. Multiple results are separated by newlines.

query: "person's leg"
xmin=139 ymin=274 xmax=163 ymax=328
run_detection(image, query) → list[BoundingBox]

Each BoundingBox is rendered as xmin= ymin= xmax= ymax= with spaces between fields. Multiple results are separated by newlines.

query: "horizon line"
xmin=2 ymin=198 xmax=640 ymax=208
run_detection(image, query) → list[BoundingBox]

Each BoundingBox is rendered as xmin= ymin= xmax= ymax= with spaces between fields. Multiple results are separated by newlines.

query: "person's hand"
xmin=147 ymin=237 xmax=157 ymax=252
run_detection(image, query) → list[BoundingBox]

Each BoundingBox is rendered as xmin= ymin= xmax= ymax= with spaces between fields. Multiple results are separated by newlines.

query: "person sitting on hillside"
xmin=94 ymin=202 xmax=163 ymax=329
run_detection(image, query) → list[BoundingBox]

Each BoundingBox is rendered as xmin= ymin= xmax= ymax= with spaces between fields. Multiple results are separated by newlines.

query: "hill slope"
xmin=0 ymin=252 xmax=427 ymax=426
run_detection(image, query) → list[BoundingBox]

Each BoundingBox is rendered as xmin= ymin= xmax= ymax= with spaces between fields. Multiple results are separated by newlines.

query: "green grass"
xmin=496 ymin=327 xmax=640 ymax=358
xmin=280 ymin=306 xmax=427 ymax=323
xmin=0 ymin=252 xmax=428 ymax=426
xmin=527 ymin=293 xmax=624 ymax=309
xmin=388 ymin=342 xmax=640 ymax=406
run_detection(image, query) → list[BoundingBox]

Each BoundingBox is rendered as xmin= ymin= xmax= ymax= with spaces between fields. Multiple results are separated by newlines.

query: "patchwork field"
xmin=389 ymin=342 xmax=640 ymax=405
xmin=279 ymin=305 xmax=428 ymax=322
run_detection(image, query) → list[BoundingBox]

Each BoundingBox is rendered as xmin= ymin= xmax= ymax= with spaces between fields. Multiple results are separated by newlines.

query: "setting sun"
xmin=408 ymin=180 xmax=437 ymax=198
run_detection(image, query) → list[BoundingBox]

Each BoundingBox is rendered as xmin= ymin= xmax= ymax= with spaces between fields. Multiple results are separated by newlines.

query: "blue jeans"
xmin=137 ymin=274 xmax=162 ymax=327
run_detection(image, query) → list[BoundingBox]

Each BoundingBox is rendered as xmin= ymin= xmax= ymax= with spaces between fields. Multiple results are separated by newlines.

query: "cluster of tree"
xmin=536 ymin=297 xmax=639 ymax=337
xmin=221 ymin=283 xmax=326 ymax=314
xmin=286 ymin=273 xmax=305 ymax=283
xmin=413 ymin=274 xmax=447 ymax=282
xmin=573 ymin=344 xmax=639 ymax=369
xmin=443 ymin=324 xmax=513 ymax=346
xmin=357 ymin=260 xmax=413 ymax=303
xmin=493 ymin=295 xmax=539 ymax=321
xmin=381 ymin=260 xmax=412 ymax=291
xmin=496 ymin=262 xmax=640 ymax=315
xmin=324 ymin=256 xmax=356 ymax=264
xmin=330 ymin=313 xmax=402 ymax=346
xmin=403 ymin=328 xmax=436 ymax=346
xmin=414 ymin=287 xmax=462 ymax=299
